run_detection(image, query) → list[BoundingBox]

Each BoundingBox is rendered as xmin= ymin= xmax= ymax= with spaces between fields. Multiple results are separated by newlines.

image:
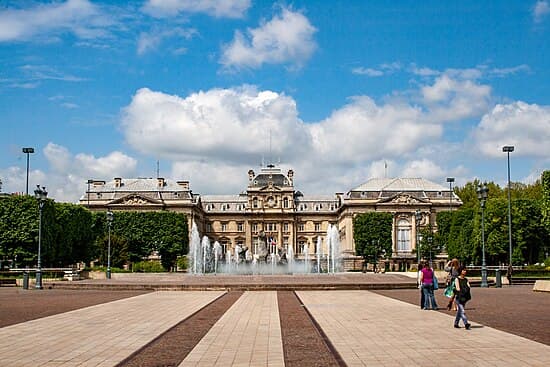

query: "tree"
xmin=542 ymin=170 xmax=550 ymax=260
xmin=418 ymin=224 xmax=443 ymax=265
xmin=102 ymin=211 xmax=188 ymax=270
xmin=353 ymin=212 xmax=393 ymax=270
xmin=444 ymin=208 xmax=475 ymax=263
xmin=52 ymin=203 xmax=95 ymax=266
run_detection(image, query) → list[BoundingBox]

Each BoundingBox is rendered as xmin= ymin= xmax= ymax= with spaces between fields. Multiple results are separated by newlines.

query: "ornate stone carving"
xmin=123 ymin=196 xmax=147 ymax=205
xmin=391 ymin=194 xmax=418 ymax=204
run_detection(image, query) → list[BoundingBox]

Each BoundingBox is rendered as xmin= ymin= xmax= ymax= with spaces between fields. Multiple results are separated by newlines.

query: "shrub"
xmin=132 ymin=261 xmax=165 ymax=273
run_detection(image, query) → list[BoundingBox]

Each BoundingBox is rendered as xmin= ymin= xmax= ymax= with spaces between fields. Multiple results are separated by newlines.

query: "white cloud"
xmin=420 ymin=74 xmax=492 ymax=123
xmin=471 ymin=101 xmax=550 ymax=158
xmin=402 ymin=159 xmax=444 ymax=180
xmin=533 ymin=1 xmax=550 ymax=23
xmin=220 ymin=7 xmax=317 ymax=70
xmin=137 ymin=27 xmax=197 ymax=55
xmin=409 ymin=64 xmax=440 ymax=77
xmin=142 ymin=0 xmax=250 ymax=18
xmin=310 ymin=96 xmax=441 ymax=163
xmin=352 ymin=67 xmax=384 ymax=77
xmin=0 ymin=142 xmax=139 ymax=202
xmin=352 ymin=62 xmax=401 ymax=77
xmin=488 ymin=64 xmax=530 ymax=77
xmin=20 ymin=65 xmax=87 ymax=82
xmin=122 ymin=86 xmax=311 ymax=164
xmin=0 ymin=0 xmax=113 ymax=42
xmin=172 ymin=160 xmax=249 ymax=194
xmin=120 ymin=85 xmax=451 ymax=195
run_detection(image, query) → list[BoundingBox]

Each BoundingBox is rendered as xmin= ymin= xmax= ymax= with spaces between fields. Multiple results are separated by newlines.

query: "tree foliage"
xmin=0 ymin=196 xmax=188 ymax=270
xmin=439 ymin=175 xmax=548 ymax=266
xmin=353 ymin=212 xmax=393 ymax=265
xmin=95 ymin=211 xmax=188 ymax=270
xmin=542 ymin=170 xmax=550 ymax=259
xmin=418 ymin=224 xmax=443 ymax=262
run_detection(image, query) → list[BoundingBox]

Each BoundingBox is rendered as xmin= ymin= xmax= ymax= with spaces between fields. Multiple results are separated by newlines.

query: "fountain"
xmin=187 ymin=221 xmax=342 ymax=275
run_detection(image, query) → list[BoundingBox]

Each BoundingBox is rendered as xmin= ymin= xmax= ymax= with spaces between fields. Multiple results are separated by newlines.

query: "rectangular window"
xmin=283 ymin=223 xmax=289 ymax=232
xmin=397 ymin=229 xmax=410 ymax=252
xmin=221 ymin=223 xmax=227 ymax=232
xmin=298 ymin=223 xmax=305 ymax=231
xmin=237 ymin=222 xmax=244 ymax=232
xmin=252 ymin=223 xmax=258 ymax=232
xmin=315 ymin=222 xmax=321 ymax=231
xmin=206 ymin=223 xmax=212 ymax=232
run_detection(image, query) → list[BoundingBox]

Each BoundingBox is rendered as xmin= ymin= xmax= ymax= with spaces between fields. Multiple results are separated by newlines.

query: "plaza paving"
xmin=1 ymin=286 xmax=549 ymax=366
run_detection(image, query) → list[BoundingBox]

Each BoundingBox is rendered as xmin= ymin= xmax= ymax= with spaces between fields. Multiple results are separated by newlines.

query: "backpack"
xmin=457 ymin=278 xmax=471 ymax=304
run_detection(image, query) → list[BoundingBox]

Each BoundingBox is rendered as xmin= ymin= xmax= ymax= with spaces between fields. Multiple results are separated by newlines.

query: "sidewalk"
xmin=297 ymin=290 xmax=550 ymax=366
xmin=0 ymin=291 xmax=225 ymax=367
xmin=1 ymin=290 xmax=548 ymax=366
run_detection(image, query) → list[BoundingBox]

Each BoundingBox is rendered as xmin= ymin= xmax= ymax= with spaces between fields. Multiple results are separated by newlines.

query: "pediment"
xmin=380 ymin=193 xmax=429 ymax=204
xmin=258 ymin=183 xmax=282 ymax=191
xmin=109 ymin=194 xmax=164 ymax=206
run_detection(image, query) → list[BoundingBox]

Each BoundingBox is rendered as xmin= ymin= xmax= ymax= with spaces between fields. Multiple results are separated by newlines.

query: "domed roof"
xmin=249 ymin=164 xmax=292 ymax=187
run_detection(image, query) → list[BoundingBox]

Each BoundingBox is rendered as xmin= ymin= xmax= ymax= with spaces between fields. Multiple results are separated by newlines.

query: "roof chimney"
xmin=157 ymin=177 xmax=165 ymax=188
xmin=177 ymin=180 xmax=189 ymax=190
xmin=114 ymin=178 xmax=122 ymax=188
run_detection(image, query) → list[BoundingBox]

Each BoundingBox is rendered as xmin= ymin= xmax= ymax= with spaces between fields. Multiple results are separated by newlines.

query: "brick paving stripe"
xmin=278 ymin=291 xmax=344 ymax=367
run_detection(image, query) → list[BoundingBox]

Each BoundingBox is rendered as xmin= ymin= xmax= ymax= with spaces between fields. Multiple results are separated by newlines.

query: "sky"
xmin=1 ymin=0 xmax=549 ymax=203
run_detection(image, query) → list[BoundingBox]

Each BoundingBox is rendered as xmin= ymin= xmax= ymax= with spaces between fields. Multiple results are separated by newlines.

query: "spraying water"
xmin=188 ymin=220 xmax=341 ymax=275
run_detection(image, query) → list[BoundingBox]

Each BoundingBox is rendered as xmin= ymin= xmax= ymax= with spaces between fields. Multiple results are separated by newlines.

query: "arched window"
xmin=283 ymin=197 xmax=289 ymax=208
xmin=253 ymin=197 xmax=258 ymax=208
xmin=397 ymin=219 xmax=411 ymax=252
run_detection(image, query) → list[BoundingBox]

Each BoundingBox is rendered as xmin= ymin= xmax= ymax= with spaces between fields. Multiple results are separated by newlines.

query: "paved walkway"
xmin=0 ymin=291 xmax=225 ymax=367
xmin=181 ymin=291 xmax=284 ymax=367
xmin=297 ymin=290 xmax=550 ymax=366
xmin=1 ymin=290 xmax=549 ymax=367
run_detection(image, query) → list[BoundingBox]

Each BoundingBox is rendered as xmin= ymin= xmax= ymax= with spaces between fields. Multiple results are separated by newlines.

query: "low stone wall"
xmin=533 ymin=280 xmax=550 ymax=292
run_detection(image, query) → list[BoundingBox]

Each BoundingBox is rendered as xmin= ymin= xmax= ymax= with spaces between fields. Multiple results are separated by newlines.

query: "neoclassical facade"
xmin=80 ymin=165 xmax=461 ymax=270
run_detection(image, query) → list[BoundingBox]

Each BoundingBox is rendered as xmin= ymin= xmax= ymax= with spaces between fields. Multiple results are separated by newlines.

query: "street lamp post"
xmin=415 ymin=209 xmax=422 ymax=284
xmin=22 ymin=147 xmax=35 ymax=195
xmin=446 ymin=177 xmax=455 ymax=211
xmin=477 ymin=183 xmax=489 ymax=288
xmin=502 ymin=145 xmax=514 ymax=277
xmin=106 ymin=210 xmax=113 ymax=279
xmin=34 ymin=185 xmax=47 ymax=289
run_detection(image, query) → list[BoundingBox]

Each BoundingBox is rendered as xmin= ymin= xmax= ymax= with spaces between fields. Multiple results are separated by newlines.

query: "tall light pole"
xmin=446 ymin=177 xmax=455 ymax=211
xmin=106 ymin=210 xmax=113 ymax=279
xmin=477 ymin=183 xmax=489 ymax=288
xmin=22 ymin=147 xmax=35 ymax=195
xmin=415 ymin=209 xmax=422 ymax=284
xmin=503 ymin=146 xmax=514 ymax=272
xmin=34 ymin=185 xmax=47 ymax=289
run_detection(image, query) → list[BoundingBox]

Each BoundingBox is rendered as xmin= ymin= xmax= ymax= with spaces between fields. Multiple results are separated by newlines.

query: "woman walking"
xmin=420 ymin=262 xmax=438 ymax=310
xmin=445 ymin=258 xmax=460 ymax=310
xmin=454 ymin=266 xmax=472 ymax=329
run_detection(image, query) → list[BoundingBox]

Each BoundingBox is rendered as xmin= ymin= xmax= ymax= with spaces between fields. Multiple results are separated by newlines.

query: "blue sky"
xmin=1 ymin=0 xmax=549 ymax=202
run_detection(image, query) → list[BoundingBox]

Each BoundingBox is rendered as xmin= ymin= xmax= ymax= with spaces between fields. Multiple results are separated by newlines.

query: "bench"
xmin=63 ymin=270 xmax=81 ymax=281
xmin=0 ymin=278 xmax=17 ymax=286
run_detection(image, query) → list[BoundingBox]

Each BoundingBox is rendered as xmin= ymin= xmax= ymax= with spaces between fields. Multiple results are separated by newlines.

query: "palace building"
xmin=80 ymin=164 xmax=461 ymax=271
